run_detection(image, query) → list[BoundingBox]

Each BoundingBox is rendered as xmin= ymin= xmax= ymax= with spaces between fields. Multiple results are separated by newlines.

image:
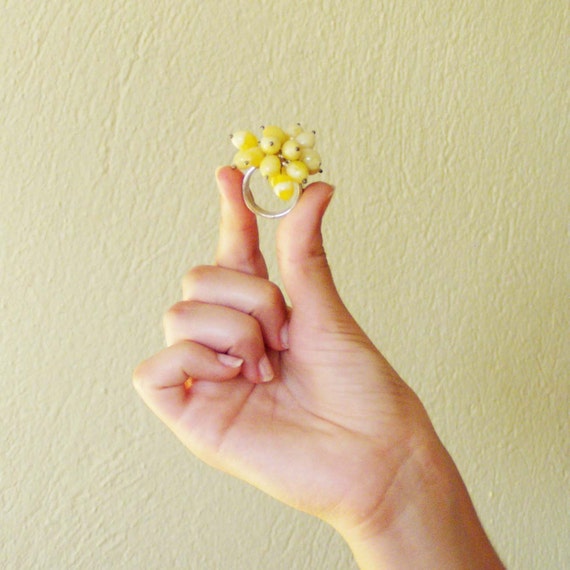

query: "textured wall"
xmin=1 ymin=1 xmax=568 ymax=568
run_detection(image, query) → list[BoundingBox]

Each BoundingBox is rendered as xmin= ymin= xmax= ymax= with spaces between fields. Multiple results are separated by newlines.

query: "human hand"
xmin=134 ymin=166 xmax=504 ymax=569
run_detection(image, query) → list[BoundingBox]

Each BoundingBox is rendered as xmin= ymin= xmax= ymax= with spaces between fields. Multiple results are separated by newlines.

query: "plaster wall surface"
xmin=1 ymin=1 xmax=568 ymax=568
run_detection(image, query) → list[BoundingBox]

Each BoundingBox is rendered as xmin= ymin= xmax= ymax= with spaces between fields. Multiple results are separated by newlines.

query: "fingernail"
xmin=217 ymin=353 xmax=244 ymax=368
xmin=280 ymin=322 xmax=289 ymax=349
xmin=258 ymin=354 xmax=274 ymax=383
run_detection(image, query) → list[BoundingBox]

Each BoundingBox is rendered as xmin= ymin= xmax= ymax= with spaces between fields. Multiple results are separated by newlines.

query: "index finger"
xmin=214 ymin=166 xmax=268 ymax=278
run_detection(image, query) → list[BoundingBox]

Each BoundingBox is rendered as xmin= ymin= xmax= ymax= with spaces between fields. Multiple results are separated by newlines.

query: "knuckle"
xmin=259 ymin=281 xmax=284 ymax=310
xmin=182 ymin=265 xmax=212 ymax=298
xmin=163 ymin=300 xmax=191 ymax=329
xmin=165 ymin=300 xmax=187 ymax=319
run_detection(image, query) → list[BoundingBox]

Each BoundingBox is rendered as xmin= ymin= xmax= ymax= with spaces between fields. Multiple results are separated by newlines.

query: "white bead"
xmin=286 ymin=160 xmax=309 ymax=184
xmin=296 ymin=131 xmax=316 ymax=148
xmin=285 ymin=124 xmax=303 ymax=138
xmin=300 ymin=148 xmax=321 ymax=174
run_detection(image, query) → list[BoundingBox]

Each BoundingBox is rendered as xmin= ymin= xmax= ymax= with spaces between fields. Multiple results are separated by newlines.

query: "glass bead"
xmin=269 ymin=173 xmax=297 ymax=201
xmin=230 ymin=130 xmax=258 ymax=150
xmin=300 ymin=148 xmax=321 ymax=174
xmin=262 ymin=125 xmax=287 ymax=143
xmin=260 ymin=136 xmax=282 ymax=155
xmin=286 ymin=160 xmax=309 ymax=183
xmin=285 ymin=124 xmax=303 ymax=138
xmin=260 ymin=154 xmax=282 ymax=178
xmin=281 ymin=140 xmax=302 ymax=161
xmin=296 ymin=131 xmax=316 ymax=148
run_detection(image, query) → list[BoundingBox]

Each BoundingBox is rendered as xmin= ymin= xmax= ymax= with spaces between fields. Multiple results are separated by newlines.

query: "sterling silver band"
xmin=241 ymin=167 xmax=301 ymax=219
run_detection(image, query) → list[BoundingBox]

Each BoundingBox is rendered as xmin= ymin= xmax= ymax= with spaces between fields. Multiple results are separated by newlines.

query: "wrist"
xmin=336 ymin=430 xmax=504 ymax=569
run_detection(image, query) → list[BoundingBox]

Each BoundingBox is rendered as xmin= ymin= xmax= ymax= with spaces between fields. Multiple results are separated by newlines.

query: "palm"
xmin=173 ymin=302 xmax=421 ymax=525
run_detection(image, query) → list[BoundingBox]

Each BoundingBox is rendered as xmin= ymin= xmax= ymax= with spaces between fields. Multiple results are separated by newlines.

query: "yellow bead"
xmin=281 ymin=139 xmax=302 ymax=161
xmin=286 ymin=160 xmax=309 ymax=184
xmin=259 ymin=136 xmax=282 ymax=155
xmin=233 ymin=147 xmax=264 ymax=170
xmin=262 ymin=125 xmax=287 ymax=143
xmin=245 ymin=146 xmax=265 ymax=168
xmin=260 ymin=154 xmax=282 ymax=178
xmin=269 ymin=173 xmax=297 ymax=201
xmin=232 ymin=150 xmax=250 ymax=169
xmin=277 ymin=187 xmax=295 ymax=201
xmin=230 ymin=130 xmax=258 ymax=150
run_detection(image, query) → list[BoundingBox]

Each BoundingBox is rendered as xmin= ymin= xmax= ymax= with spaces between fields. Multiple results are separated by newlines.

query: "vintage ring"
xmin=229 ymin=125 xmax=322 ymax=219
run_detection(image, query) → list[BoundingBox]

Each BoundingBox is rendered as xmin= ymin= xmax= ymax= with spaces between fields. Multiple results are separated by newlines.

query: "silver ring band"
xmin=242 ymin=167 xmax=301 ymax=219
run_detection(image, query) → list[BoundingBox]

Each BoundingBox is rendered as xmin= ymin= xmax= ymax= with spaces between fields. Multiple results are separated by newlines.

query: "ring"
xmin=242 ymin=167 xmax=301 ymax=219
xmin=229 ymin=124 xmax=322 ymax=219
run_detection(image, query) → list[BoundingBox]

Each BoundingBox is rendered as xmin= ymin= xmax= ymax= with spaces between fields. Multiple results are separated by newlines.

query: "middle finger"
xmin=182 ymin=265 xmax=289 ymax=352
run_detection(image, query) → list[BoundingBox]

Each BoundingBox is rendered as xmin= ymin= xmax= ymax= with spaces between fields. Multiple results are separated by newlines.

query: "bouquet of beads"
xmin=230 ymin=124 xmax=322 ymax=201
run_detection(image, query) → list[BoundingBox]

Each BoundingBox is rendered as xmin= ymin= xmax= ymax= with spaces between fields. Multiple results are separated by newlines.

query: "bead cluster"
xmin=230 ymin=124 xmax=322 ymax=201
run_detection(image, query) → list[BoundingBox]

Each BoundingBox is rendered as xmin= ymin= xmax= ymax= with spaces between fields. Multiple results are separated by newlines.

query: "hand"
xmin=134 ymin=167 xmax=504 ymax=569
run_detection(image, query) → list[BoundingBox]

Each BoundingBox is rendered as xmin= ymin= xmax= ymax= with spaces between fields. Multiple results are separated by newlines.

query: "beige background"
xmin=1 ymin=1 xmax=568 ymax=568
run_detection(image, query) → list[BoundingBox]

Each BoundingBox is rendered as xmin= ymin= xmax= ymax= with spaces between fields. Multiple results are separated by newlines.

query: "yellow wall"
xmin=2 ymin=1 xmax=568 ymax=568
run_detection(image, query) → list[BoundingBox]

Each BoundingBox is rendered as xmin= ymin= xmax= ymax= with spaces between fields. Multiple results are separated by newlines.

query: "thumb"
xmin=277 ymin=182 xmax=347 ymax=324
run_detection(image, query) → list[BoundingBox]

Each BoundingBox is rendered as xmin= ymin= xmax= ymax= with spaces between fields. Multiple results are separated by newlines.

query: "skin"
xmin=133 ymin=166 xmax=505 ymax=569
